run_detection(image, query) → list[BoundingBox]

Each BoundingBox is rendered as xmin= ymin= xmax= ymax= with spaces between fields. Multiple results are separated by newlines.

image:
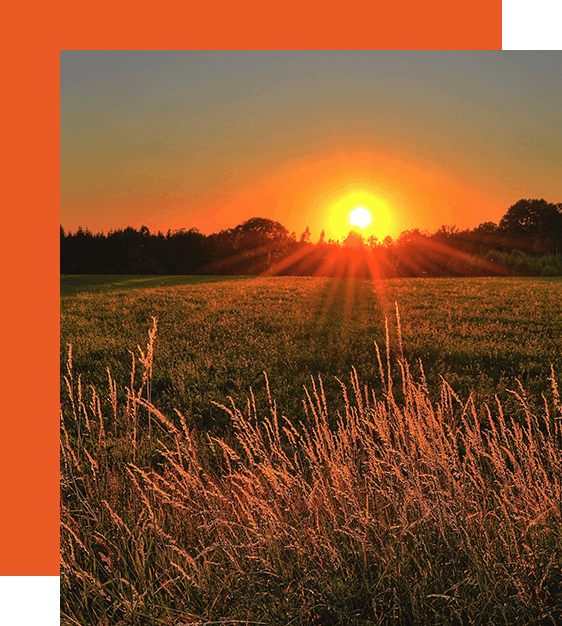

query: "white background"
xmin=503 ymin=0 xmax=561 ymax=49
xmin=0 ymin=577 xmax=59 ymax=625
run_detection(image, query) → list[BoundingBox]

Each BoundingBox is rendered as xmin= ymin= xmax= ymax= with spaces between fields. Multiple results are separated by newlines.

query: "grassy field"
xmin=60 ymin=275 xmax=562 ymax=625
xmin=61 ymin=275 xmax=562 ymax=429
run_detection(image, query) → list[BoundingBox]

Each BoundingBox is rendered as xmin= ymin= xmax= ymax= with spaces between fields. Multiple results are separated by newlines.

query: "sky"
xmin=61 ymin=51 xmax=562 ymax=242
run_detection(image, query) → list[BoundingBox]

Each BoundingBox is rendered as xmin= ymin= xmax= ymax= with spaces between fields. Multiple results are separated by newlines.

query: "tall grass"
xmin=61 ymin=316 xmax=562 ymax=625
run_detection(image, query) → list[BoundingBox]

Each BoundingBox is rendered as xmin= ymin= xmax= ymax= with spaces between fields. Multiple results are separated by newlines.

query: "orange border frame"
xmin=3 ymin=0 xmax=501 ymax=578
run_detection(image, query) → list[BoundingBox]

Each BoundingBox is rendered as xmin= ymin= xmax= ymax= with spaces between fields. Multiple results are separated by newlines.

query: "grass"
xmin=60 ymin=274 xmax=251 ymax=296
xmin=60 ymin=311 xmax=562 ymax=625
xmin=61 ymin=275 xmax=562 ymax=430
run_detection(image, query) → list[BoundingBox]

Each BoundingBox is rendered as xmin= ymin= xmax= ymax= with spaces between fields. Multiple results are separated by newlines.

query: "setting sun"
xmin=350 ymin=206 xmax=372 ymax=229
xmin=326 ymin=190 xmax=393 ymax=242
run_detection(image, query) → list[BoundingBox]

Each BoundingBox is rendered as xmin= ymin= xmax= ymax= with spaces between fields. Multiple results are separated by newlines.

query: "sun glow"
xmin=350 ymin=206 xmax=372 ymax=229
xmin=327 ymin=191 xmax=393 ymax=242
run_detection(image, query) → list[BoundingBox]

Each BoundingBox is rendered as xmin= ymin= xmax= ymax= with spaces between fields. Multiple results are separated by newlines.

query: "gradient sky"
xmin=61 ymin=51 xmax=561 ymax=242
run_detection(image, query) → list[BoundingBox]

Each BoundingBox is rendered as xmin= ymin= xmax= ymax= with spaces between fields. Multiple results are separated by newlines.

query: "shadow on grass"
xmin=60 ymin=274 xmax=252 ymax=296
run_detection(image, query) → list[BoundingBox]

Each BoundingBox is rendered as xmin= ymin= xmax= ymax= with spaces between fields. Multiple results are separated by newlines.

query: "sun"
xmin=326 ymin=191 xmax=393 ymax=241
xmin=350 ymin=206 xmax=372 ymax=229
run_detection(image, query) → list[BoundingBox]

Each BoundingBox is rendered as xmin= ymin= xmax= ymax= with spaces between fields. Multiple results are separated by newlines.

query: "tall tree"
xmin=299 ymin=226 xmax=311 ymax=244
xmin=498 ymin=198 xmax=562 ymax=253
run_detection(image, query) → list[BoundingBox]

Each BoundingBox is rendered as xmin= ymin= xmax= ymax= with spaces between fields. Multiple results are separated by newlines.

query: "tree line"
xmin=60 ymin=198 xmax=562 ymax=277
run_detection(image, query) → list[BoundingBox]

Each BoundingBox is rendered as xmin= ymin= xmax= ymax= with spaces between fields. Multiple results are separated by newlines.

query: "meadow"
xmin=61 ymin=275 xmax=562 ymax=427
xmin=60 ymin=275 xmax=562 ymax=625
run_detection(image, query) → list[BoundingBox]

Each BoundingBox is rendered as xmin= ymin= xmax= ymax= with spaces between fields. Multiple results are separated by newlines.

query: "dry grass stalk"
xmin=61 ymin=313 xmax=562 ymax=625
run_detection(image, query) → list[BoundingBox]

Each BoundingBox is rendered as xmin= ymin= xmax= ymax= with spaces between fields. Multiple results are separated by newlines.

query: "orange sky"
xmin=61 ymin=51 xmax=562 ymax=242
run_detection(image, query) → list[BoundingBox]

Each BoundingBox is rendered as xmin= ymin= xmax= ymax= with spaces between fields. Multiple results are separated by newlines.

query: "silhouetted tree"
xmin=474 ymin=221 xmax=498 ymax=235
xmin=498 ymin=198 xmax=562 ymax=254
xmin=343 ymin=230 xmax=363 ymax=248
xmin=233 ymin=217 xmax=289 ymax=247
xmin=299 ymin=226 xmax=311 ymax=244
xmin=209 ymin=218 xmax=291 ymax=274
xmin=159 ymin=228 xmax=207 ymax=273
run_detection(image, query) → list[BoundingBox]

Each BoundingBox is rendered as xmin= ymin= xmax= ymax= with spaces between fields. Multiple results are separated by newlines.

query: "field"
xmin=60 ymin=275 xmax=562 ymax=625
xmin=61 ymin=275 xmax=562 ymax=426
